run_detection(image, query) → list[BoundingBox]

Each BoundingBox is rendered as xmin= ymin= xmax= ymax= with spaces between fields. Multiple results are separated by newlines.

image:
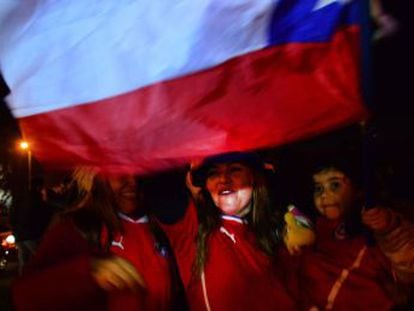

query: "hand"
xmin=283 ymin=212 xmax=315 ymax=255
xmin=91 ymin=256 xmax=146 ymax=292
xmin=361 ymin=207 xmax=393 ymax=233
xmin=186 ymin=171 xmax=202 ymax=199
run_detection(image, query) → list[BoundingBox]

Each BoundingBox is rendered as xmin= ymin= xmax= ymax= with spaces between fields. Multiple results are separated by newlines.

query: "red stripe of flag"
xmin=20 ymin=26 xmax=367 ymax=174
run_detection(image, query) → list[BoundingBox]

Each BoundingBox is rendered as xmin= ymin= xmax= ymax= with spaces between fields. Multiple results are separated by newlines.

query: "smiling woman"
xmin=11 ymin=168 xmax=182 ymax=311
xmin=158 ymin=151 xmax=296 ymax=310
xmin=204 ymin=161 xmax=254 ymax=217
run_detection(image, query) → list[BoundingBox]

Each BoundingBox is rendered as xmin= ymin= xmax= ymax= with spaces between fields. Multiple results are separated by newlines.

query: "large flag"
xmin=0 ymin=0 xmax=367 ymax=174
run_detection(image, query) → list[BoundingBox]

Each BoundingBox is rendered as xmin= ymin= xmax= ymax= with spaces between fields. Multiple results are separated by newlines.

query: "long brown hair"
xmin=193 ymin=165 xmax=282 ymax=276
xmin=61 ymin=169 xmax=122 ymax=252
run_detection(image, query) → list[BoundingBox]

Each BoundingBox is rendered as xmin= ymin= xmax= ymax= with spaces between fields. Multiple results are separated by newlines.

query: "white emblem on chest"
xmin=219 ymin=227 xmax=236 ymax=244
xmin=111 ymin=236 xmax=125 ymax=250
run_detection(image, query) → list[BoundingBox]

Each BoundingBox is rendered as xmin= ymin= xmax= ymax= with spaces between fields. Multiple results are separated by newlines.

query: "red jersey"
xmin=299 ymin=217 xmax=395 ymax=310
xmin=12 ymin=215 xmax=173 ymax=311
xmin=107 ymin=214 xmax=172 ymax=310
xmin=12 ymin=219 xmax=107 ymax=311
xmin=161 ymin=204 xmax=296 ymax=310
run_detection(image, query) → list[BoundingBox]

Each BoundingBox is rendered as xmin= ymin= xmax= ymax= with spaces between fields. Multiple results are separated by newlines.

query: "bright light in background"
xmin=5 ymin=234 xmax=15 ymax=244
xmin=1 ymin=234 xmax=15 ymax=247
xmin=19 ymin=140 xmax=30 ymax=150
xmin=17 ymin=139 xmax=32 ymax=190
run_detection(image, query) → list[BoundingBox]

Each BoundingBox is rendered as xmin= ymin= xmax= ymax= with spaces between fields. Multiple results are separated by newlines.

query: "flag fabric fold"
xmin=0 ymin=0 xmax=367 ymax=174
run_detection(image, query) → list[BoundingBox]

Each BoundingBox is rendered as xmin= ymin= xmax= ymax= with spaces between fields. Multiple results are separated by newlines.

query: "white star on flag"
xmin=313 ymin=0 xmax=353 ymax=11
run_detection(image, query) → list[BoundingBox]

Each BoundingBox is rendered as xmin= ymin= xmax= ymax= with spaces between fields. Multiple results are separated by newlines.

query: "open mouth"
xmin=321 ymin=204 xmax=342 ymax=219
xmin=120 ymin=187 xmax=136 ymax=197
xmin=323 ymin=204 xmax=339 ymax=209
xmin=219 ymin=189 xmax=234 ymax=196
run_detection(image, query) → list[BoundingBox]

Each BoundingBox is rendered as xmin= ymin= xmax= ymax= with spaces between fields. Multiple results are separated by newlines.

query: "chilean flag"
xmin=0 ymin=0 xmax=367 ymax=174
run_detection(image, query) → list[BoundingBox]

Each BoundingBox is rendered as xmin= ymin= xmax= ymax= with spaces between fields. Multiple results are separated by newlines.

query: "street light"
xmin=18 ymin=140 xmax=32 ymax=191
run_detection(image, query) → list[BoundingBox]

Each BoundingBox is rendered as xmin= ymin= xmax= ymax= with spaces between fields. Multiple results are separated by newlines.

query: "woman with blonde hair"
xmin=12 ymin=167 xmax=185 ymax=310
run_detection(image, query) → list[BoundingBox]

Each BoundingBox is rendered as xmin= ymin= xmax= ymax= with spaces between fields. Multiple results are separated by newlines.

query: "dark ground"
xmin=0 ymin=262 xmax=17 ymax=311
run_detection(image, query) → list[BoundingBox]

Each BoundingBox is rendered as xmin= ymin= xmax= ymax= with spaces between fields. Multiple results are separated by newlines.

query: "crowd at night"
xmin=1 ymin=0 xmax=413 ymax=310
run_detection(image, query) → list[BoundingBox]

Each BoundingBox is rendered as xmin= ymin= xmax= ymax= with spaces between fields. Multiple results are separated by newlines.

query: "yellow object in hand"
xmin=283 ymin=205 xmax=316 ymax=255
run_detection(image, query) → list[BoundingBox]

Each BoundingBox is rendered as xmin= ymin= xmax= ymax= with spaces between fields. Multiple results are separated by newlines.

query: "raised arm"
xmin=362 ymin=207 xmax=414 ymax=282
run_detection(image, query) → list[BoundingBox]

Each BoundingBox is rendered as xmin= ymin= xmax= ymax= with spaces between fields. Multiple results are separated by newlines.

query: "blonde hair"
xmin=62 ymin=166 xmax=121 ymax=251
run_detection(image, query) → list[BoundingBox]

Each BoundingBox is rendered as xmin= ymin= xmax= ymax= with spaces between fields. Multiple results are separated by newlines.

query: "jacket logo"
xmin=111 ymin=236 xmax=125 ymax=250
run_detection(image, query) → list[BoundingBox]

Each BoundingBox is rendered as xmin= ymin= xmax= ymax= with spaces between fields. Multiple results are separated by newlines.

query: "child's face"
xmin=312 ymin=168 xmax=357 ymax=220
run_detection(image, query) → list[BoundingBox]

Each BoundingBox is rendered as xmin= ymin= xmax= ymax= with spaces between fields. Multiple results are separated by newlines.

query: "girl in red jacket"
xmin=289 ymin=158 xmax=414 ymax=310
xmin=160 ymin=152 xmax=296 ymax=310
xmin=12 ymin=167 xmax=184 ymax=311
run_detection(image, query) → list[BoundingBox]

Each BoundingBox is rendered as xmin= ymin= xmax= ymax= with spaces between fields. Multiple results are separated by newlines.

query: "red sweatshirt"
xmin=12 ymin=215 xmax=172 ymax=311
xmin=161 ymin=204 xmax=296 ymax=310
xmin=299 ymin=217 xmax=395 ymax=310
xmin=12 ymin=219 xmax=106 ymax=311
xmin=107 ymin=214 xmax=172 ymax=310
